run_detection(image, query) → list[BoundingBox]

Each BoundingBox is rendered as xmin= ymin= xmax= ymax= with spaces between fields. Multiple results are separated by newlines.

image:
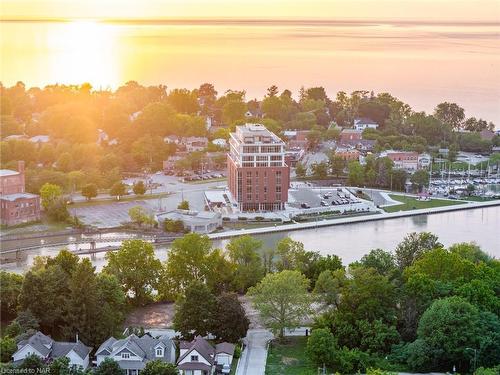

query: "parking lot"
xmin=289 ymin=187 xmax=361 ymax=209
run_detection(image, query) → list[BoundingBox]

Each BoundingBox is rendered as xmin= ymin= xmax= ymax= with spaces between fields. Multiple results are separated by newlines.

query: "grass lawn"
xmin=70 ymin=192 xmax=172 ymax=207
xmin=384 ymin=194 xmax=465 ymax=213
xmin=184 ymin=177 xmax=227 ymax=184
xmin=265 ymin=337 xmax=319 ymax=375
xmin=460 ymin=196 xmax=498 ymax=202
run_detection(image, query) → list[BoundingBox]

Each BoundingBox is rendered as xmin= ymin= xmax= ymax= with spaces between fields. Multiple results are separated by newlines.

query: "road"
xmin=236 ymin=329 xmax=274 ymax=375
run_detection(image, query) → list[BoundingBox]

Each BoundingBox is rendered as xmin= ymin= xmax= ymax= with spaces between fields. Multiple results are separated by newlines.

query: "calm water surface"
xmin=1 ymin=19 xmax=499 ymax=123
xmin=1 ymin=207 xmax=498 ymax=273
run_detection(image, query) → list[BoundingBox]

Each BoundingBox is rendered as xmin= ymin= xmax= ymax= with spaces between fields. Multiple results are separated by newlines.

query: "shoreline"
xmin=207 ymin=200 xmax=500 ymax=240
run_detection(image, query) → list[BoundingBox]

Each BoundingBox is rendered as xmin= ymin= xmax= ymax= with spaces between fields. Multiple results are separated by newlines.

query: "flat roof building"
xmin=228 ymin=124 xmax=290 ymax=211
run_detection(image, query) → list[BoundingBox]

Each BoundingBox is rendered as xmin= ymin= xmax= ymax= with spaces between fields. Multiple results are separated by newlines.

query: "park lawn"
xmin=265 ymin=337 xmax=319 ymax=375
xmin=384 ymin=194 xmax=465 ymax=213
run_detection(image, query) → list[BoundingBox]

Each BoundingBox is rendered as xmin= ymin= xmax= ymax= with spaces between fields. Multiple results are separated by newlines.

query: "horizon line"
xmin=2 ymin=16 xmax=500 ymax=26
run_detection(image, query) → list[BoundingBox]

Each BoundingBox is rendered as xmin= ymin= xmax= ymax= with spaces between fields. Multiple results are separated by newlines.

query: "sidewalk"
xmin=236 ymin=329 xmax=274 ymax=375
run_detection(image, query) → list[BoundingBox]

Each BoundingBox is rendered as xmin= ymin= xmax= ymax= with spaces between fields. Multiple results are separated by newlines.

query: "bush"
xmin=163 ymin=219 xmax=184 ymax=233
xmin=237 ymin=217 xmax=247 ymax=221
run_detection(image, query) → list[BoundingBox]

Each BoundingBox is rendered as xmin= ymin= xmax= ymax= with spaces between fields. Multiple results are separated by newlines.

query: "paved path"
xmin=236 ymin=329 xmax=274 ymax=375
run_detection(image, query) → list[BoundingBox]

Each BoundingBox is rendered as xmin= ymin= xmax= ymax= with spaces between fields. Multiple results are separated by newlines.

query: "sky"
xmin=2 ymin=0 xmax=500 ymax=21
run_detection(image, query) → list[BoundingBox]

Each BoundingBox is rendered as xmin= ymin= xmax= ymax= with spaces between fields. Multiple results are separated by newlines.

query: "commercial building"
xmin=156 ymin=209 xmax=222 ymax=234
xmin=228 ymin=124 xmax=290 ymax=211
xmin=381 ymin=150 xmax=419 ymax=171
xmin=0 ymin=161 xmax=41 ymax=226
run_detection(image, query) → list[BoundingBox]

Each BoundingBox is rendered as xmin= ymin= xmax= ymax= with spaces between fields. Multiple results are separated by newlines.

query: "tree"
xmin=247 ymin=270 xmax=312 ymax=339
xmin=314 ymin=270 xmax=342 ymax=307
xmin=162 ymin=233 xmax=219 ymax=298
xmin=173 ymin=281 xmax=216 ymax=339
xmin=39 ymin=182 xmax=63 ymax=210
xmin=348 ymin=161 xmax=364 ymax=186
xmin=128 ymin=206 xmax=156 ymax=227
xmin=133 ymin=180 xmax=146 ymax=196
xmin=330 ymin=154 xmax=345 ymax=177
xmin=356 ymin=249 xmax=396 ymax=277
xmin=94 ymin=358 xmax=124 ymax=375
xmin=104 ymin=240 xmax=162 ymax=305
xmin=110 ymin=181 xmax=126 ymax=199
xmin=406 ymin=297 xmax=500 ymax=372
xmin=311 ymin=162 xmax=328 ymax=179
xmin=0 ymin=336 xmax=17 ymax=362
xmin=142 ymin=361 xmax=179 ymax=375
xmin=212 ymin=293 xmax=250 ymax=342
xmin=395 ymin=232 xmax=442 ymax=270
xmin=434 ymin=102 xmax=465 ymax=130
xmin=163 ymin=219 xmax=184 ymax=233
xmin=295 ymin=162 xmax=306 ymax=178
xmin=177 ymin=200 xmax=189 ymax=210
xmin=0 ymin=271 xmax=23 ymax=319
xmin=267 ymin=85 xmax=279 ymax=97
xmin=81 ymin=183 xmax=98 ymax=201
xmin=410 ymin=170 xmax=429 ymax=192
xmin=18 ymin=354 xmax=47 ymax=371
xmin=226 ymin=235 xmax=264 ymax=292
xmin=306 ymin=328 xmax=336 ymax=366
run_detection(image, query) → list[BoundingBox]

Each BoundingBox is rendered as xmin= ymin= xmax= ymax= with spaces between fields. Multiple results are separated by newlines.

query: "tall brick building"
xmin=228 ymin=124 xmax=290 ymax=211
xmin=0 ymin=161 xmax=41 ymax=226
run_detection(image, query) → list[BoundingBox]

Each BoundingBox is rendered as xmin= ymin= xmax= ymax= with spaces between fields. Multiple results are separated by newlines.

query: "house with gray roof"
xmin=12 ymin=331 xmax=92 ymax=369
xmin=96 ymin=334 xmax=176 ymax=375
xmin=177 ymin=336 xmax=235 ymax=375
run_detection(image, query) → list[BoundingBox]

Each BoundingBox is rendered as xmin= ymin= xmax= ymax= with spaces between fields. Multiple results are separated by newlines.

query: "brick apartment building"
xmin=0 ymin=161 xmax=41 ymax=226
xmin=228 ymin=124 xmax=290 ymax=211
xmin=383 ymin=151 xmax=419 ymax=171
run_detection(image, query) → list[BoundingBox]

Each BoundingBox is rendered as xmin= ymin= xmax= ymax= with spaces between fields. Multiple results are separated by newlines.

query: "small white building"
xmin=211 ymin=138 xmax=227 ymax=148
xmin=156 ymin=209 xmax=222 ymax=234
xmin=353 ymin=117 xmax=379 ymax=131
xmin=12 ymin=331 xmax=91 ymax=369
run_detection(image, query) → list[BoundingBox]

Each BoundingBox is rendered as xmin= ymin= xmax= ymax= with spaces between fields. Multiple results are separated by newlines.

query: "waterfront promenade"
xmin=208 ymin=199 xmax=500 ymax=240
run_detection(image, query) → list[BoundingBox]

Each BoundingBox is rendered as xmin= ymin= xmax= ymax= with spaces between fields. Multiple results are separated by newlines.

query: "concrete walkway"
xmin=236 ymin=329 xmax=274 ymax=375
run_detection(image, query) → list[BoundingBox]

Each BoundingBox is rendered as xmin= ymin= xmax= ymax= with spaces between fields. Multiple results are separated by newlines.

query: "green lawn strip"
xmin=184 ymin=177 xmax=227 ymax=184
xmin=384 ymin=194 xmax=466 ymax=213
xmin=265 ymin=337 xmax=318 ymax=375
xmin=459 ymin=196 xmax=498 ymax=202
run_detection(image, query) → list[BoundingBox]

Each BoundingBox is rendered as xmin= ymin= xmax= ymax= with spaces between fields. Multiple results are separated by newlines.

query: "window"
xmin=155 ymin=348 xmax=163 ymax=357
xmin=190 ymin=355 xmax=199 ymax=362
xmin=121 ymin=353 xmax=130 ymax=359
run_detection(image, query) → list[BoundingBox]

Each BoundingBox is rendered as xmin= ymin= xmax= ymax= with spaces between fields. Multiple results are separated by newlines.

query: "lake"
xmin=1 ymin=19 xmax=499 ymax=124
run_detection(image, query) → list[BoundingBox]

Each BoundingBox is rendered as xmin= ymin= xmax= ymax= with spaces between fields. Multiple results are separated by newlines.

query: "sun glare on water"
xmin=47 ymin=20 xmax=119 ymax=88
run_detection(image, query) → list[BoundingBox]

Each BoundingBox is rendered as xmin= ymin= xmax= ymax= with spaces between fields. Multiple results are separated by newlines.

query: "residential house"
xmin=12 ymin=331 xmax=91 ymax=369
xmin=177 ymin=336 xmax=235 ymax=375
xmin=339 ymin=129 xmax=363 ymax=143
xmin=353 ymin=117 xmax=379 ymax=131
xmin=334 ymin=147 xmax=360 ymax=162
xmin=95 ymin=334 xmax=176 ymax=375
xmin=418 ymin=153 xmax=431 ymax=169
xmin=382 ymin=150 xmax=419 ymax=171
xmin=184 ymin=137 xmax=209 ymax=152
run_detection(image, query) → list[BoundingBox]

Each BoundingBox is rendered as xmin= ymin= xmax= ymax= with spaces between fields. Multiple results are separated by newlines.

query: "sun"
xmin=47 ymin=20 xmax=119 ymax=88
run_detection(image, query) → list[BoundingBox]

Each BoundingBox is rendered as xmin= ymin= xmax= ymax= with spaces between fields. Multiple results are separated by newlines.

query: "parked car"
xmin=320 ymin=200 xmax=328 ymax=206
xmin=300 ymin=203 xmax=310 ymax=209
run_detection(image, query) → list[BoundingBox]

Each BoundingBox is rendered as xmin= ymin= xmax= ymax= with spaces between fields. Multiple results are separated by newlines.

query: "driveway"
xmin=236 ymin=329 xmax=274 ymax=375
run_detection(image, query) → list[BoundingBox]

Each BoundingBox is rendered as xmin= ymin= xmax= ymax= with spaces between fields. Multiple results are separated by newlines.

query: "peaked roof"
xmin=96 ymin=334 xmax=174 ymax=363
xmin=16 ymin=332 xmax=91 ymax=360
xmin=215 ymin=342 xmax=235 ymax=356
xmin=18 ymin=332 xmax=53 ymax=357
xmin=177 ymin=336 xmax=215 ymax=365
